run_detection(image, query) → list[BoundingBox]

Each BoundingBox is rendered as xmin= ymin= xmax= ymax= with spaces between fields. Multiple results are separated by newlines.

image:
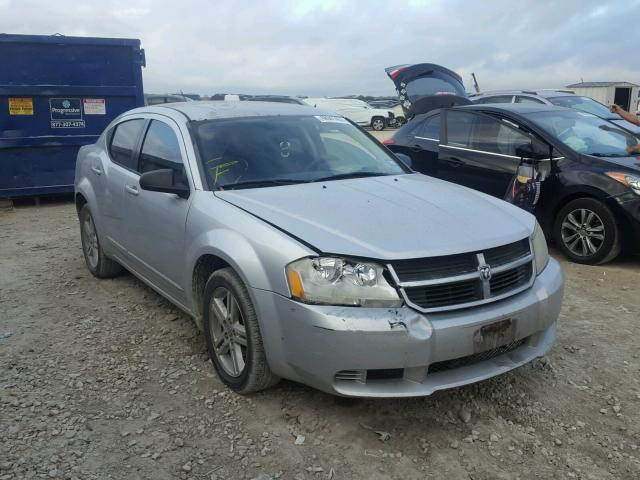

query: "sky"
xmin=1 ymin=0 xmax=639 ymax=97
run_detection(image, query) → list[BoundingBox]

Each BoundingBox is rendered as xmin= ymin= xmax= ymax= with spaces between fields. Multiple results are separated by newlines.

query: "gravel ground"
xmin=1 ymin=199 xmax=639 ymax=480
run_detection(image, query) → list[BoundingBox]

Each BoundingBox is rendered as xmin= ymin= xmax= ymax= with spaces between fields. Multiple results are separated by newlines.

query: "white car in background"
xmin=304 ymin=98 xmax=394 ymax=130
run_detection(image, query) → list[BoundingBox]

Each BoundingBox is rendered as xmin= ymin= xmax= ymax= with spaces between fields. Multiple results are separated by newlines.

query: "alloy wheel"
xmin=82 ymin=215 xmax=99 ymax=269
xmin=372 ymin=119 xmax=384 ymax=130
xmin=209 ymin=286 xmax=248 ymax=377
xmin=560 ymin=208 xmax=605 ymax=257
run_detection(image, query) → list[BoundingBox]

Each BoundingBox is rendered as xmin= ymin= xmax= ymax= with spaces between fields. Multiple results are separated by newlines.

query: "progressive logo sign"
xmin=49 ymin=98 xmax=85 ymax=128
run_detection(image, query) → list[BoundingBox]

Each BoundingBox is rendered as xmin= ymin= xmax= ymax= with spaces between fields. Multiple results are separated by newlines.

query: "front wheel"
xmin=371 ymin=117 xmax=386 ymax=131
xmin=202 ymin=268 xmax=279 ymax=394
xmin=553 ymin=198 xmax=621 ymax=264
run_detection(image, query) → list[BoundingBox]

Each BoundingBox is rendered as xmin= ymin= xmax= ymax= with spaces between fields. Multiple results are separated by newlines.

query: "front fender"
xmin=185 ymin=228 xmax=274 ymax=302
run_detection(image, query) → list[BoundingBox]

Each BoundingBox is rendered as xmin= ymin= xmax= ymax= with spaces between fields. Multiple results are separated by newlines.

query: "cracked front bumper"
xmin=253 ymin=258 xmax=564 ymax=397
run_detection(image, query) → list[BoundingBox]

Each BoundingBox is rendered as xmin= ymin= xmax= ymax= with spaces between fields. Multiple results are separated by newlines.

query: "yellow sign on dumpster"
xmin=9 ymin=98 xmax=34 ymax=115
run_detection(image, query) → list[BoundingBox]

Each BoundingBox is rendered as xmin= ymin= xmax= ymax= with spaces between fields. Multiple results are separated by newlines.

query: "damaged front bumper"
xmin=253 ymin=258 xmax=564 ymax=397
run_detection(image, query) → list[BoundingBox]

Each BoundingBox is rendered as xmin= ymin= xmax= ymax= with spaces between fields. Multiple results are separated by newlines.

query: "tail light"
xmin=382 ymin=139 xmax=395 ymax=145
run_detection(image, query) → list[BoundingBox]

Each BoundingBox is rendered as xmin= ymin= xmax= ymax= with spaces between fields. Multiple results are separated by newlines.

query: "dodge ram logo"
xmin=479 ymin=265 xmax=492 ymax=281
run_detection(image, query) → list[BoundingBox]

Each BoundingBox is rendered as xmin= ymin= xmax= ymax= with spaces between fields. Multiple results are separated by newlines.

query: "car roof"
xmin=456 ymin=103 xmax=570 ymax=115
xmin=470 ymin=89 xmax=576 ymax=99
xmin=127 ymin=100 xmax=334 ymax=121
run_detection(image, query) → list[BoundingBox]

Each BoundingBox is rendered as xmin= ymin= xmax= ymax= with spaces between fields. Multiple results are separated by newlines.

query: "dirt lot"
xmin=1 ymin=195 xmax=639 ymax=480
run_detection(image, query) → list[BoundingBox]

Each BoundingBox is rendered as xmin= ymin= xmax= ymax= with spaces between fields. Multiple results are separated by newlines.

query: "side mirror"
xmin=139 ymin=169 xmax=190 ymax=198
xmin=395 ymin=153 xmax=413 ymax=169
xmin=515 ymin=142 xmax=550 ymax=160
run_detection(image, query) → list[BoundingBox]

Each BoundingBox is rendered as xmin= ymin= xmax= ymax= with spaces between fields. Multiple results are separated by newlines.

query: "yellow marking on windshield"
xmin=213 ymin=161 xmax=239 ymax=184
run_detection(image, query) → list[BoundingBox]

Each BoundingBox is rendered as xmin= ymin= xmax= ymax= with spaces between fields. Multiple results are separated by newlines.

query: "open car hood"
xmin=385 ymin=63 xmax=471 ymax=117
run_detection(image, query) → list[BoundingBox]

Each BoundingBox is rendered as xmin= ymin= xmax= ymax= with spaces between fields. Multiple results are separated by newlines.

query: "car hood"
xmin=215 ymin=174 xmax=535 ymax=260
xmin=611 ymin=118 xmax=640 ymax=134
xmin=589 ymin=154 xmax=640 ymax=171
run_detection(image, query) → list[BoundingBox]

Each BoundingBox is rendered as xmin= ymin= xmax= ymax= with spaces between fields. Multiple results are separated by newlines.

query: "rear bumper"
xmin=254 ymin=258 xmax=564 ymax=397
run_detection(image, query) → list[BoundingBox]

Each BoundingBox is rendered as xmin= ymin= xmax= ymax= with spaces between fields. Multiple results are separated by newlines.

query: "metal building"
xmin=565 ymin=81 xmax=639 ymax=114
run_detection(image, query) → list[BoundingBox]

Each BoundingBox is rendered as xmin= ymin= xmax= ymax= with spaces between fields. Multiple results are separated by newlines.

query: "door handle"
xmin=91 ymin=166 xmax=102 ymax=175
xmin=411 ymin=144 xmax=423 ymax=152
xmin=125 ymin=184 xmax=139 ymax=196
xmin=444 ymin=157 xmax=464 ymax=167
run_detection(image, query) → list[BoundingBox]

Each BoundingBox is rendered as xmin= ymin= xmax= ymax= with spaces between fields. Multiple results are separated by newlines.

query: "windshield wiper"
xmin=312 ymin=171 xmax=389 ymax=183
xmin=589 ymin=153 xmax=630 ymax=158
xmin=217 ymin=179 xmax=309 ymax=190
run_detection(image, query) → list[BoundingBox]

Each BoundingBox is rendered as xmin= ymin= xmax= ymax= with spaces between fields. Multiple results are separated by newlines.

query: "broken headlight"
xmin=531 ymin=222 xmax=549 ymax=275
xmin=286 ymin=257 xmax=403 ymax=308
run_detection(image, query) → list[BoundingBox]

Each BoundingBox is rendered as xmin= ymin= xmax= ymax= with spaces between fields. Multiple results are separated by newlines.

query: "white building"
xmin=566 ymin=81 xmax=639 ymax=114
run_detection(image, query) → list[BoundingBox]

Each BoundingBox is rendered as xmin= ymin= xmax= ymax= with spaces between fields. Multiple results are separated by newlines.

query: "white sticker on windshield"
xmin=314 ymin=115 xmax=349 ymax=124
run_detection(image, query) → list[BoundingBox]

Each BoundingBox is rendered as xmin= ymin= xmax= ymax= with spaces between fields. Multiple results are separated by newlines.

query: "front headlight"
xmin=286 ymin=257 xmax=403 ymax=308
xmin=605 ymin=172 xmax=640 ymax=195
xmin=531 ymin=222 xmax=549 ymax=275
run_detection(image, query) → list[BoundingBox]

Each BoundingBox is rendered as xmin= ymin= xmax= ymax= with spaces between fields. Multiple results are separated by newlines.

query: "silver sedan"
xmin=75 ymin=101 xmax=564 ymax=397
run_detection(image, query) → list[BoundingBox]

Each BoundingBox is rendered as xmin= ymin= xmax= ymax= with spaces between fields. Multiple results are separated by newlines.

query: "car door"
xmin=438 ymin=109 xmax=538 ymax=198
xmin=101 ymin=118 xmax=147 ymax=254
xmin=121 ymin=117 xmax=194 ymax=304
xmin=403 ymin=114 xmax=441 ymax=176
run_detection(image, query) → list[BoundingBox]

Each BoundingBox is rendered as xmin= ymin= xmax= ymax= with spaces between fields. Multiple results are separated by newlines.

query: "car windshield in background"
xmin=192 ymin=115 xmax=406 ymax=189
xmin=547 ymin=96 xmax=619 ymax=119
xmin=529 ymin=110 xmax=639 ymax=156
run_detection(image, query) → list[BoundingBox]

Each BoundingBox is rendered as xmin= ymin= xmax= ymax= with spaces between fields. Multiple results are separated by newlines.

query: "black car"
xmin=385 ymin=104 xmax=640 ymax=264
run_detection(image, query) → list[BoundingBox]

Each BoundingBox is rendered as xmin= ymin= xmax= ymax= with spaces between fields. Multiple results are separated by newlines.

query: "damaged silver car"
xmin=75 ymin=101 xmax=564 ymax=397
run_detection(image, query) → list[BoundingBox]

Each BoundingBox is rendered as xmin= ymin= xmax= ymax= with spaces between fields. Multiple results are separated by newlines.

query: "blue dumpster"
xmin=0 ymin=34 xmax=145 ymax=197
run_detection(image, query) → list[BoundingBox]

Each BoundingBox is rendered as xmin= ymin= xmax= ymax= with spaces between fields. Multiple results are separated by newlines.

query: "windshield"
xmin=192 ymin=115 xmax=406 ymax=189
xmin=547 ymin=96 xmax=619 ymax=119
xmin=529 ymin=110 xmax=639 ymax=156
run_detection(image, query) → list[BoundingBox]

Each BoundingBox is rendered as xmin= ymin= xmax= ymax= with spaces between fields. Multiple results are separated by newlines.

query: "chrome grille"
xmin=490 ymin=263 xmax=532 ymax=295
xmin=387 ymin=239 xmax=534 ymax=313
xmin=404 ymin=279 xmax=480 ymax=309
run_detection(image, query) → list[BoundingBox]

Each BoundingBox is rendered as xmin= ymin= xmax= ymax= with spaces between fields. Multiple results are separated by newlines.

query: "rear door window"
xmin=417 ymin=115 xmax=440 ymax=140
xmin=109 ymin=119 xmax=145 ymax=170
xmin=445 ymin=110 xmax=474 ymax=147
xmin=445 ymin=111 xmax=531 ymax=156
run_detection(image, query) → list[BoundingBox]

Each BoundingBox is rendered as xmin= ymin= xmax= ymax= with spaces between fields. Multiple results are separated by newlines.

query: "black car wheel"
xmin=202 ymin=268 xmax=279 ymax=394
xmin=371 ymin=117 xmax=386 ymax=131
xmin=554 ymin=198 xmax=621 ymax=265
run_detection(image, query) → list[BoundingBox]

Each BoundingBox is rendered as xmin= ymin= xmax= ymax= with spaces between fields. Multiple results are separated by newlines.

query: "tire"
xmin=396 ymin=116 xmax=406 ymax=126
xmin=553 ymin=198 xmax=621 ymax=265
xmin=202 ymin=267 xmax=279 ymax=394
xmin=371 ymin=117 xmax=386 ymax=131
xmin=79 ymin=204 xmax=123 ymax=278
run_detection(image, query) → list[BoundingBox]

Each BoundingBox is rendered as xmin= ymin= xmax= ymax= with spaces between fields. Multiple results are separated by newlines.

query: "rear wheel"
xmin=202 ymin=268 xmax=279 ymax=394
xmin=79 ymin=204 xmax=122 ymax=278
xmin=371 ymin=117 xmax=386 ymax=131
xmin=554 ymin=198 xmax=620 ymax=264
